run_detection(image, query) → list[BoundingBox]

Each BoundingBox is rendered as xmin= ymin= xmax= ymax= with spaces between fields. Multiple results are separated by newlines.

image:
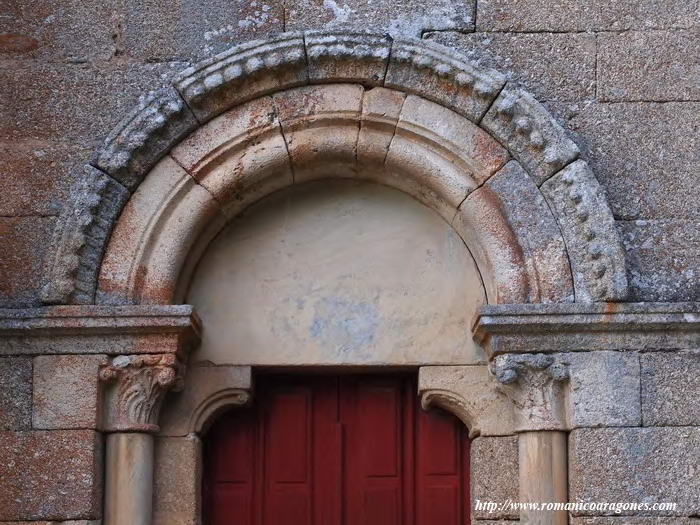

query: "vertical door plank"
xmin=263 ymin=384 xmax=312 ymax=525
xmin=313 ymin=377 xmax=342 ymax=525
xmin=415 ymin=404 xmax=466 ymax=525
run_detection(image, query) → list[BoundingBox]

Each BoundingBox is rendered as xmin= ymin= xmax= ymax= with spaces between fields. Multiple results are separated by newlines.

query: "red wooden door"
xmin=204 ymin=374 xmax=470 ymax=525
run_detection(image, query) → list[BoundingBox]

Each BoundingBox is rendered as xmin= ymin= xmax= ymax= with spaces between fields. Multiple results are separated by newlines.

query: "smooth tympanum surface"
xmin=187 ymin=180 xmax=486 ymax=365
xmin=203 ymin=374 xmax=470 ymax=525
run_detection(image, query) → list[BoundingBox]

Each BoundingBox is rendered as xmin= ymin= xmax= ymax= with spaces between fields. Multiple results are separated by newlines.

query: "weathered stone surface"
xmin=418 ymin=365 xmax=515 ymax=437
xmin=557 ymin=101 xmax=699 ymax=220
xmin=385 ymin=38 xmax=505 ymax=123
xmin=564 ymin=351 xmax=641 ymax=428
xmin=0 ymin=0 xmax=117 ymax=61
xmin=0 ymin=430 xmax=102 ymax=521
xmin=492 ymin=353 xmax=570 ymax=432
xmin=41 ymin=165 xmax=129 ymax=305
xmin=569 ymin=428 xmax=700 ymax=516
xmin=0 ymin=305 xmax=200 ymax=357
xmin=457 ymin=160 xmax=573 ymax=304
xmin=0 ymin=217 xmax=54 ymax=307
xmin=0 ymin=358 xmax=32 ymax=430
xmin=95 ymin=156 xmax=225 ymax=305
xmin=286 ymin=0 xmax=475 ymax=36
xmin=598 ymin=30 xmax=699 ymax=102
xmin=641 ymin=350 xmax=700 ymax=426
xmin=386 ymin=93 xmax=508 ymax=218
xmin=482 ymin=86 xmax=579 ymax=185
xmin=171 ymin=97 xmax=292 ymax=219
xmin=0 ymin=61 xmax=190 ymax=149
xmin=272 ymin=83 xmax=363 ymax=182
xmin=426 ymin=31 xmax=596 ymax=101
xmin=394 ymin=94 xmax=509 ymax=184
xmin=174 ymin=32 xmax=307 ymax=122
xmin=153 ymin=435 xmax=201 ymax=525
xmin=476 ymin=0 xmax=699 ymax=31
xmin=0 ymin=141 xmax=90 ymax=216
xmin=122 ymin=0 xmax=284 ymax=61
xmin=541 ymin=160 xmax=628 ymax=302
xmin=357 ymin=87 xmax=406 ymax=170
xmin=159 ymin=365 xmax=251 ymax=436
xmin=472 ymin=522 xmax=521 ymax=525
xmin=471 ymin=436 xmax=519 ymax=520
xmin=474 ymin=302 xmax=700 ymax=355
xmin=92 ymin=87 xmax=199 ymax=191
xmin=620 ymin=220 xmax=700 ymax=302
xmin=305 ymin=32 xmax=391 ymax=85
xmin=100 ymin=353 xmax=184 ymax=433
xmin=32 ymin=354 xmax=107 ymax=429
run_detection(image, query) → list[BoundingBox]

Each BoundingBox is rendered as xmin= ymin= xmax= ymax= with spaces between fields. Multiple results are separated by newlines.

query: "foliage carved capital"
xmin=100 ymin=354 xmax=185 ymax=433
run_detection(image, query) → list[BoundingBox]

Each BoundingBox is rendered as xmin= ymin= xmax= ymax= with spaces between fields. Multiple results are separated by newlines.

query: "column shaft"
xmin=519 ymin=430 xmax=568 ymax=525
xmin=104 ymin=433 xmax=154 ymax=525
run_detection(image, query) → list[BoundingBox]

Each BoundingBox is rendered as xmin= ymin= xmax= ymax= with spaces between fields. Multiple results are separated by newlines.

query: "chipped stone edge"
xmin=40 ymin=31 xmax=628 ymax=306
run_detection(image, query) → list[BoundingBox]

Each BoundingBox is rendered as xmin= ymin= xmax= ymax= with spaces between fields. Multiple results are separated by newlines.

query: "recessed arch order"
xmin=41 ymin=31 xmax=628 ymax=308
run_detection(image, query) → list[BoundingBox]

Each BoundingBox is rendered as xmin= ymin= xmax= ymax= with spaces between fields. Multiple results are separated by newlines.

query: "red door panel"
xmin=203 ymin=375 xmax=470 ymax=525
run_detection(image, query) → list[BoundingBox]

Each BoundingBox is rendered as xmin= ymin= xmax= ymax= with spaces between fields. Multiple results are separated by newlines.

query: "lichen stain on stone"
xmin=322 ymin=0 xmax=353 ymax=24
xmin=309 ymin=295 xmax=381 ymax=355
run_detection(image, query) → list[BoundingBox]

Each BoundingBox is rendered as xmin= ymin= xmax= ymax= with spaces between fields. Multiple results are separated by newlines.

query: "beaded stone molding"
xmin=41 ymin=31 xmax=628 ymax=305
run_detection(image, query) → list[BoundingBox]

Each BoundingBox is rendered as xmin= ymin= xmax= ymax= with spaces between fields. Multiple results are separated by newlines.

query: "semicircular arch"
xmin=40 ymin=31 xmax=628 ymax=306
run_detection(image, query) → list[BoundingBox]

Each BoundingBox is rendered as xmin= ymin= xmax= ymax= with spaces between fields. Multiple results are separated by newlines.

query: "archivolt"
xmin=40 ymin=31 xmax=628 ymax=306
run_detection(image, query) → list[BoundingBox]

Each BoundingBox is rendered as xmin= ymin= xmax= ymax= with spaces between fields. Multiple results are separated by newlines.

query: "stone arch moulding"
xmin=40 ymin=31 xmax=628 ymax=307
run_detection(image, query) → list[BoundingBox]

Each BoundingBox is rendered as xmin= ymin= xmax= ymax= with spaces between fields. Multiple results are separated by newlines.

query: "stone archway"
xmin=41 ymin=31 xmax=627 ymax=308
xmin=35 ymin=31 xmax=631 ymax=525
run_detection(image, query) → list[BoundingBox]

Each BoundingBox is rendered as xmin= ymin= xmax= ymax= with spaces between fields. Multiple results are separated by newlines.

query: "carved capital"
xmin=100 ymin=354 xmax=185 ymax=433
xmin=492 ymin=353 xmax=569 ymax=432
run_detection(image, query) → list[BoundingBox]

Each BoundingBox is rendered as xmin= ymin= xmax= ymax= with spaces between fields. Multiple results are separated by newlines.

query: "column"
xmin=99 ymin=354 xmax=184 ymax=525
xmin=493 ymin=354 xmax=570 ymax=525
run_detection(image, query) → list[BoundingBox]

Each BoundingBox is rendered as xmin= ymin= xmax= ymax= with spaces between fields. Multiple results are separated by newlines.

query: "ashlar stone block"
xmin=471 ymin=436 xmax=519 ymax=520
xmin=641 ymin=350 xmax=700 ymax=426
xmin=0 ymin=430 xmax=102 ymax=521
xmin=569 ymin=428 xmax=700 ymax=517
xmin=598 ymin=30 xmax=699 ymax=102
xmin=564 ymin=351 xmax=641 ymax=428
xmin=153 ymin=435 xmax=202 ymax=525
xmin=32 ymin=354 xmax=107 ymax=429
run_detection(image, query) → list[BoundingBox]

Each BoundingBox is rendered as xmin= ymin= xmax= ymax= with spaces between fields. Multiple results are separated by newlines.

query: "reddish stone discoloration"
xmin=0 ymin=430 xmax=102 ymax=521
xmin=479 ymin=184 xmax=528 ymax=270
xmin=467 ymin=183 xmax=531 ymax=302
xmin=0 ymin=33 xmax=38 ymax=52
xmin=0 ymin=217 xmax=55 ymax=307
xmin=472 ymin=127 xmax=510 ymax=175
xmin=0 ymin=141 xmax=89 ymax=216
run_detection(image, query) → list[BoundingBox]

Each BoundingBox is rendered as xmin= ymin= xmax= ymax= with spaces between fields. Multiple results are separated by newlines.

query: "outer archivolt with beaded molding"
xmin=40 ymin=31 xmax=628 ymax=306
